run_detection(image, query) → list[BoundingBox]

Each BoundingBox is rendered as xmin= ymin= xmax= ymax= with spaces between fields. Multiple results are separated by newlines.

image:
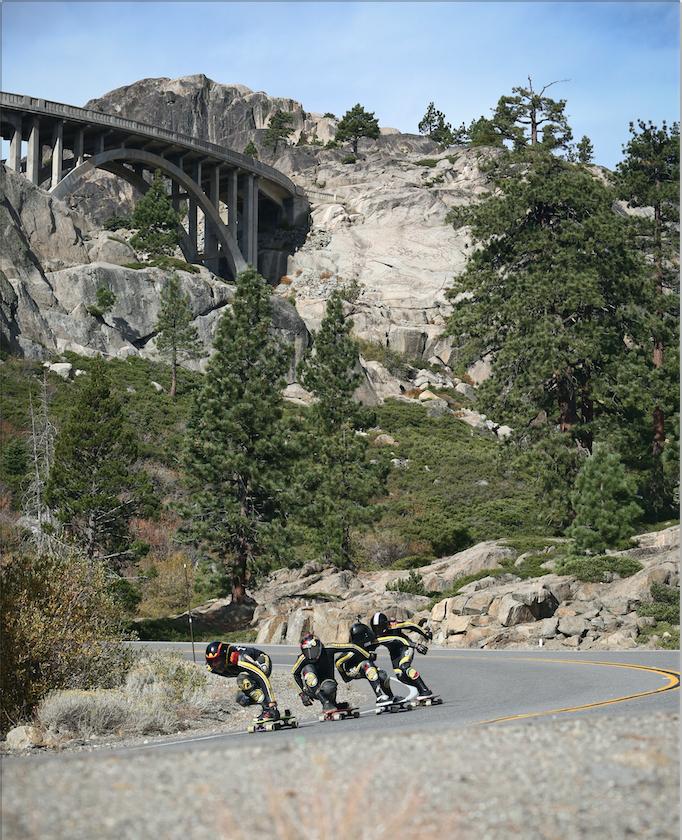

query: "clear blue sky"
xmin=2 ymin=1 xmax=679 ymax=168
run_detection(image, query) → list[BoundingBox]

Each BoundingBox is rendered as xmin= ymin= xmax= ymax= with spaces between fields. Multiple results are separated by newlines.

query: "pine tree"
xmin=335 ymin=104 xmax=380 ymax=154
xmin=181 ymin=267 xmax=293 ymax=603
xmin=154 ymin=272 xmax=204 ymax=398
xmin=418 ymin=103 xmax=456 ymax=146
xmin=298 ymin=291 xmax=386 ymax=566
xmin=263 ymin=110 xmax=295 ymax=154
xmin=446 ymin=150 xmax=650 ymax=519
xmin=130 ymin=170 xmax=182 ymax=259
xmin=467 ymin=116 xmax=504 ymax=148
xmin=492 ymin=76 xmax=572 ymax=151
xmin=45 ymin=360 xmax=150 ymax=566
xmin=577 ymin=135 xmax=594 ymax=164
xmin=567 ymin=449 xmax=642 ymax=554
xmin=616 ymin=120 xmax=680 ymax=459
xmin=243 ymin=141 xmax=259 ymax=159
xmin=87 ymin=286 xmax=116 ymax=319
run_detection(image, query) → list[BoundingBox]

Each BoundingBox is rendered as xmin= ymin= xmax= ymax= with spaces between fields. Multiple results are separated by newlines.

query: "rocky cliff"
xmin=83 ymin=75 xmax=492 ymax=369
xmin=0 ymin=166 xmax=310 ymax=377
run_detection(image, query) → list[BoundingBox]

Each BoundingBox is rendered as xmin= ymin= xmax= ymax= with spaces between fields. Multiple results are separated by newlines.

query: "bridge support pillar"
xmin=204 ymin=164 xmax=221 ymax=275
xmin=227 ymin=168 xmax=238 ymax=233
xmin=188 ymin=160 xmax=202 ymax=263
xmin=74 ymin=128 xmax=85 ymax=166
xmin=27 ymin=117 xmax=40 ymax=184
xmin=7 ymin=115 xmax=22 ymax=172
xmin=243 ymin=173 xmax=259 ymax=268
xmin=51 ymin=122 xmax=64 ymax=189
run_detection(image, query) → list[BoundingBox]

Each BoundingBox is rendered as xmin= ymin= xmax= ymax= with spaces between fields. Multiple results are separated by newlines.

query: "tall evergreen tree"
xmin=576 ymin=135 xmax=594 ymax=164
xmin=298 ymin=291 xmax=386 ymax=566
xmin=418 ymin=102 xmax=455 ymax=144
xmin=46 ymin=360 xmax=150 ymax=566
xmin=335 ymin=104 xmax=381 ymax=154
xmin=181 ymin=268 xmax=292 ymax=603
xmin=263 ymin=110 xmax=295 ymax=154
xmin=492 ymin=76 xmax=572 ymax=151
xmin=446 ymin=151 xmax=650 ymax=520
xmin=467 ymin=116 xmax=504 ymax=148
xmin=154 ymin=272 xmax=204 ymax=398
xmin=567 ymin=449 xmax=642 ymax=554
xmin=131 ymin=170 xmax=182 ymax=259
xmin=616 ymin=120 xmax=680 ymax=459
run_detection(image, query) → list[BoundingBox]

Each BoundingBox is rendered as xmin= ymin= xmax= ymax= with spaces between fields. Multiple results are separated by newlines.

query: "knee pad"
xmin=318 ymin=679 xmax=338 ymax=704
xmin=237 ymin=672 xmax=254 ymax=693
xmin=250 ymin=688 xmax=265 ymax=704
xmin=362 ymin=664 xmax=379 ymax=682
xmin=256 ymin=654 xmax=272 ymax=677
xmin=303 ymin=670 xmax=319 ymax=689
xmin=406 ymin=667 xmax=420 ymax=680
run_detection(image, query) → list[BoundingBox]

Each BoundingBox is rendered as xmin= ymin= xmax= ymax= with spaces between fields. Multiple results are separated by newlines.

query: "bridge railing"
xmin=1 ymin=92 xmax=305 ymax=196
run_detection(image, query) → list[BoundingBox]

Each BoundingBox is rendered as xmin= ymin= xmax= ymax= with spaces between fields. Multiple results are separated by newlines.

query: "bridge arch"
xmin=51 ymin=148 xmax=247 ymax=278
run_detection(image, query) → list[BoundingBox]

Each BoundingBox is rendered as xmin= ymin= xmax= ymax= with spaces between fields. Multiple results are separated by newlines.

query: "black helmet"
xmin=370 ymin=612 xmax=389 ymax=635
xmin=300 ymin=632 xmax=324 ymax=662
xmin=205 ymin=640 xmax=227 ymax=669
xmin=349 ymin=622 xmax=377 ymax=649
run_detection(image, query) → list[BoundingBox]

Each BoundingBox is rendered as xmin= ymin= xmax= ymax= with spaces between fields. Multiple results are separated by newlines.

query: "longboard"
xmin=376 ymin=699 xmax=413 ymax=715
xmin=409 ymin=696 xmax=443 ymax=708
xmin=319 ymin=707 xmax=360 ymax=722
xmin=247 ymin=709 xmax=299 ymax=733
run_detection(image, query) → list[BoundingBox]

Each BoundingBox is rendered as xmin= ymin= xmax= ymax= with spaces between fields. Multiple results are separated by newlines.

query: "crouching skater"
xmin=368 ymin=612 xmax=436 ymax=701
xmin=292 ymin=633 xmax=393 ymax=712
xmin=205 ymin=641 xmax=280 ymax=722
xmin=347 ymin=622 xmax=404 ymax=705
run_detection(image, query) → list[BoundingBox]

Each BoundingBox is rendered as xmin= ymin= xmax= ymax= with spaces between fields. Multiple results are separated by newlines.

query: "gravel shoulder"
xmin=3 ymin=711 xmax=678 ymax=840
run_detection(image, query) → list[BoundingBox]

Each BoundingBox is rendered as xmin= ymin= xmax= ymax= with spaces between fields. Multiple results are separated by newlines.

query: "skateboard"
xmin=410 ymin=695 xmax=443 ymax=708
xmin=375 ymin=699 xmax=413 ymax=715
xmin=319 ymin=706 xmax=360 ymax=722
xmin=247 ymin=709 xmax=299 ymax=733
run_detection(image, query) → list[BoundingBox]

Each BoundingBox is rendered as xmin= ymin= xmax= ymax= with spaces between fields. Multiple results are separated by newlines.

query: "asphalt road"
xmin=120 ymin=643 xmax=679 ymax=756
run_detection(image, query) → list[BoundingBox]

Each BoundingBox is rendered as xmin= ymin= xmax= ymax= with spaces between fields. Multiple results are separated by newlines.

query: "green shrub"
xmin=103 ymin=215 xmax=132 ymax=231
xmin=639 ymin=582 xmax=680 ymax=624
xmin=386 ymin=570 xmax=427 ymax=596
xmin=392 ymin=554 xmax=435 ymax=570
xmin=342 ymin=154 xmax=357 ymax=165
xmin=556 ymin=554 xmax=642 ymax=582
xmin=416 ymin=158 xmax=439 ymax=168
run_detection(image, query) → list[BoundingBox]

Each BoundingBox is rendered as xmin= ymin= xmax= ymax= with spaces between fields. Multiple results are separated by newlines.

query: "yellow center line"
xmin=471 ymin=657 xmax=680 ymax=725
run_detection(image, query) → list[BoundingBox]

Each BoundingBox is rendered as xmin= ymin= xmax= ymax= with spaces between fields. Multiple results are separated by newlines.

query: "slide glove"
xmin=415 ymin=643 xmax=429 ymax=656
xmin=424 ymin=628 xmax=433 ymax=641
xmin=299 ymin=691 xmax=313 ymax=707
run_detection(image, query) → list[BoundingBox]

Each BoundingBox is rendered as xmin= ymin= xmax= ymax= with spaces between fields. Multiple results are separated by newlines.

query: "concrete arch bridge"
xmin=0 ymin=92 xmax=309 ymax=281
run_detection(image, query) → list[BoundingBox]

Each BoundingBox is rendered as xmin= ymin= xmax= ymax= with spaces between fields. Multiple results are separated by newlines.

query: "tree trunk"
xmin=231 ymin=550 xmax=247 ymax=604
xmin=653 ymin=406 xmax=666 ymax=457
xmin=652 ymin=197 xmax=665 ymax=456
xmin=580 ymin=391 xmax=593 ymax=454
xmin=558 ymin=377 xmax=577 ymax=432
xmin=170 ymin=347 xmax=177 ymax=398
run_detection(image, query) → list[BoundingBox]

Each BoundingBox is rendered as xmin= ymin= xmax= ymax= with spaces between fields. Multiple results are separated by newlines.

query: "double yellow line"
xmin=476 ymin=657 xmax=680 ymax=725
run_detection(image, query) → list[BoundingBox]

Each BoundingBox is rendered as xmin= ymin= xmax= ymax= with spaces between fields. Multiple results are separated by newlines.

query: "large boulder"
xmin=417 ymin=541 xmax=517 ymax=593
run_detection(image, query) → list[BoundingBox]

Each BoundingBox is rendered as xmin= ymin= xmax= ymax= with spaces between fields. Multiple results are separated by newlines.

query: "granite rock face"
xmin=0 ymin=166 xmax=310 ymax=376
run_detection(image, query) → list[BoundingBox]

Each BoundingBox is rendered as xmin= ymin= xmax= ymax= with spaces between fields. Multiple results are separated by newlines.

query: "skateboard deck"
xmin=247 ymin=709 xmax=299 ymax=733
xmin=410 ymin=695 xmax=443 ymax=708
xmin=319 ymin=707 xmax=360 ymax=722
xmin=375 ymin=699 xmax=413 ymax=715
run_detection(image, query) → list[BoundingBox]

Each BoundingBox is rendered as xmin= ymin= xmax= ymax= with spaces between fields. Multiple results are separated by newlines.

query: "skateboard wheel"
xmin=332 ymin=713 xmax=340 ymax=720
